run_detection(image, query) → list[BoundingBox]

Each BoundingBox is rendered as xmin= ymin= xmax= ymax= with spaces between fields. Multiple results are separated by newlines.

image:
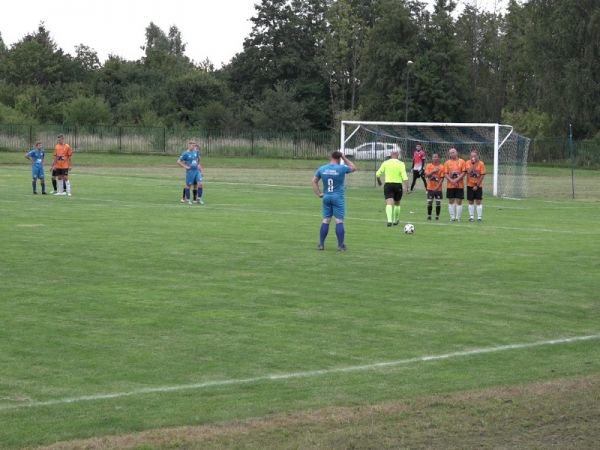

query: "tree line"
xmin=0 ymin=0 xmax=598 ymax=139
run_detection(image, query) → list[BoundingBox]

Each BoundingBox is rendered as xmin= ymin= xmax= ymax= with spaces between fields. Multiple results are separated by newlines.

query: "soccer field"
xmin=1 ymin=153 xmax=599 ymax=448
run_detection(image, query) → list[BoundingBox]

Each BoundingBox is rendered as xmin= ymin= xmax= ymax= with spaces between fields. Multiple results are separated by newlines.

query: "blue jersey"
xmin=179 ymin=150 xmax=201 ymax=171
xmin=314 ymin=163 xmax=352 ymax=197
xmin=27 ymin=148 xmax=45 ymax=167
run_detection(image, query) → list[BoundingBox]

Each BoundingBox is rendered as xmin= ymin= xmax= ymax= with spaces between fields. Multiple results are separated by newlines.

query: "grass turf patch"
xmin=0 ymin=155 xmax=598 ymax=447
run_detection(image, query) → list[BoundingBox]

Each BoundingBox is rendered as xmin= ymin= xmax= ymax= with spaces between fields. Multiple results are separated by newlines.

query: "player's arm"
xmin=340 ymin=153 xmax=357 ymax=172
xmin=435 ymin=167 xmax=445 ymax=190
xmin=477 ymin=164 xmax=486 ymax=188
xmin=474 ymin=173 xmax=485 ymax=190
xmin=455 ymin=161 xmax=467 ymax=182
xmin=375 ymin=163 xmax=384 ymax=185
xmin=177 ymin=158 xmax=189 ymax=170
xmin=424 ymin=166 xmax=432 ymax=179
xmin=311 ymin=176 xmax=323 ymax=198
xmin=25 ymin=152 xmax=33 ymax=163
xmin=401 ymin=165 xmax=410 ymax=192
xmin=443 ymin=164 xmax=452 ymax=183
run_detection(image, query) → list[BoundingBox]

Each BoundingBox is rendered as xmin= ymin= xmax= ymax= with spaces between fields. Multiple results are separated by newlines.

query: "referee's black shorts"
xmin=383 ymin=183 xmax=404 ymax=202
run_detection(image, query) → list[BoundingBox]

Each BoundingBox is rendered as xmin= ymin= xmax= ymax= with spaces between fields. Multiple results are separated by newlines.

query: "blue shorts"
xmin=32 ymin=166 xmax=45 ymax=179
xmin=322 ymin=195 xmax=345 ymax=220
xmin=185 ymin=170 xmax=203 ymax=185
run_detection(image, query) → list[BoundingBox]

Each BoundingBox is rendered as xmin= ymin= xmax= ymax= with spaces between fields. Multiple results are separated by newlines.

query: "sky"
xmin=0 ymin=0 xmax=508 ymax=68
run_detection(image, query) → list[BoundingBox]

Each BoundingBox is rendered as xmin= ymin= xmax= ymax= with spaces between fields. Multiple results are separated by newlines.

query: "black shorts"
xmin=383 ymin=183 xmax=404 ymax=202
xmin=467 ymin=186 xmax=483 ymax=201
xmin=446 ymin=188 xmax=464 ymax=200
xmin=427 ymin=190 xmax=443 ymax=200
xmin=54 ymin=168 xmax=69 ymax=176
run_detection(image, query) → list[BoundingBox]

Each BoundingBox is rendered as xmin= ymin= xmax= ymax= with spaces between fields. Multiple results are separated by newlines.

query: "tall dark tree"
xmin=358 ymin=0 xmax=420 ymax=120
xmin=412 ymin=0 xmax=470 ymax=122
xmin=224 ymin=0 xmax=330 ymax=130
xmin=0 ymin=32 xmax=7 ymax=56
xmin=501 ymin=0 xmax=600 ymax=137
xmin=456 ymin=5 xmax=505 ymax=122
xmin=321 ymin=0 xmax=370 ymax=120
xmin=168 ymin=26 xmax=186 ymax=56
xmin=74 ymin=44 xmax=101 ymax=72
xmin=0 ymin=23 xmax=77 ymax=86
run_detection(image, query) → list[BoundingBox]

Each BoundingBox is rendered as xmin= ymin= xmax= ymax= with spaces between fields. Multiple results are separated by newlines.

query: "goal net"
xmin=341 ymin=121 xmax=530 ymax=198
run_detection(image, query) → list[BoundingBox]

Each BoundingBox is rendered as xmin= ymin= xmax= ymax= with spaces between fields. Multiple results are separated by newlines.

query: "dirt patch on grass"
xmin=37 ymin=375 xmax=600 ymax=450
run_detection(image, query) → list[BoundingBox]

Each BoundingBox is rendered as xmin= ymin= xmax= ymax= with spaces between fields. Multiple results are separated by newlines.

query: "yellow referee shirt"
xmin=376 ymin=158 xmax=408 ymax=183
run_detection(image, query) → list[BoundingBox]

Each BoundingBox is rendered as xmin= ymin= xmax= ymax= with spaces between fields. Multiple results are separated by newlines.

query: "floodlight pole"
xmin=405 ymin=60 xmax=413 ymax=122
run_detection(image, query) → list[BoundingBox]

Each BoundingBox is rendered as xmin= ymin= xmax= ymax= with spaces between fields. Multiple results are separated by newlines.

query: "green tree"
xmin=252 ymin=82 xmax=310 ymax=131
xmin=0 ymin=32 xmax=7 ymax=57
xmin=358 ymin=0 xmax=419 ymax=120
xmin=224 ymin=0 xmax=330 ymax=129
xmin=63 ymin=96 xmax=111 ymax=126
xmin=74 ymin=44 xmax=101 ymax=72
xmin=456 ymin=5 xmax=505 ymax=122
xmin=0 ymin=101 xmax=32 ymax=124
xmin=501 ymin=0 xmax=600 ymax=137
xmin=0 ymin=23 xmax=77 ymax=86
xmin=160 ymin=70 xmax=229 ymax=127
xmin=200 ymin=101 xmax=231 ymax=131
xmin=168 ymin=26 xmax=186 ymax=56
xmin=412 ymin=0 xmax=470 ymax=122
xmin=321 ymin=0 xmax=370 ymax=120
xmin=14 ymin=85 xmax=51 ymax=121
xmin=141 ymin=22 xmax=191 ymax=71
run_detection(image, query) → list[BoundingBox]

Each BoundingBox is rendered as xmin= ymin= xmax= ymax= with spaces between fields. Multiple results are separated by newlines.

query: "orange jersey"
xmin=424 ymin=163 xmax=445 ymax=191
xmin=466 ymin=160 xmax=486 ymax=187
xmin=444 ymin=158 xmax=466 ymax=188
xmin=53 ymin=143 xmax=73 ymax=169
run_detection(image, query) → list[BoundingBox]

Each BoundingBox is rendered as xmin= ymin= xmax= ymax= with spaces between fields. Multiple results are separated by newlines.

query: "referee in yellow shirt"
xmin=376 ymin=149 xmax=409 ymax=227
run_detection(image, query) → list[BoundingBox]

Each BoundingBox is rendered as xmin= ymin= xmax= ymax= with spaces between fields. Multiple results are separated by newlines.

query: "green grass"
xmin=0 ymin=154 xmax=599 ymax=448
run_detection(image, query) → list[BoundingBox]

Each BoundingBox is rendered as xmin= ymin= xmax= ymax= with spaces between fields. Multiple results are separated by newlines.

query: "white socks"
xmin=448 ymin=204 xmax=456 ymax=220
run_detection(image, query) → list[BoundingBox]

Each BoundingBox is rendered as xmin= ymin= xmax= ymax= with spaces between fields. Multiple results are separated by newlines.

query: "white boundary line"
xmin=1 ymin=334 xmax=598 ymax=411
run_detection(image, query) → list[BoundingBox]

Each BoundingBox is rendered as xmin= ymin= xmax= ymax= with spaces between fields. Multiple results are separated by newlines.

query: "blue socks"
xmin=335 ymin=223 xmax=345 ymax=247
xmin=319 ymin=223 xmax=329 ymax=247
xmin=320 ymin=223 xmax=345 ymax=248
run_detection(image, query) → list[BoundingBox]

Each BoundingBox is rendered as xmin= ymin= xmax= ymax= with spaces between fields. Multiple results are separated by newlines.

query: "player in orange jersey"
xmin=465 ymin=149 xmax=486 ymax=222
xmin=424 ymin=153 xmax=446 ymax=221
xmin=52 ymin=134 xmax=73 ymax=196
xmin=443 ymin=147 xmax=466 ymax=222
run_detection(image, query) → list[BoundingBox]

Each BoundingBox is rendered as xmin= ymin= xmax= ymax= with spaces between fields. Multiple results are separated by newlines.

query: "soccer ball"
xmin=404 ymin=223 xmax=415 ymax=234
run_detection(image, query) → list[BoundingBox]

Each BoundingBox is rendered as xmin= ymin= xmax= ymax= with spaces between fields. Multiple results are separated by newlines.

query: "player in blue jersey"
xmin=311 ymin=150 xmax=357 ymax=251
xmin=25 ymin=142 xmax=47 ymax=195
xmin=177 ymin=141 xmax=204 ymax=205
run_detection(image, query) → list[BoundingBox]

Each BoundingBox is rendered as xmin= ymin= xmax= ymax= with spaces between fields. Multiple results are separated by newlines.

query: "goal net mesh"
xmin=341 ymin=122 xmax=530 ymax=198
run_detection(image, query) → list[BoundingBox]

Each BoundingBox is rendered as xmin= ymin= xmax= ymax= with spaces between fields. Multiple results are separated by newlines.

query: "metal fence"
xmin=0 ymin=124 xmax=337 ymax=159
xmin=1 ymin=123 xmax=599 ymax=167
xmin=529 ymin=138 xmax=600 ymax=167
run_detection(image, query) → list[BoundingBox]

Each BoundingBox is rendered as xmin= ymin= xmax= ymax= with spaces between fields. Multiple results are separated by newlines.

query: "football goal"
xmin=341 ymin=121 xmax=530 ymax=198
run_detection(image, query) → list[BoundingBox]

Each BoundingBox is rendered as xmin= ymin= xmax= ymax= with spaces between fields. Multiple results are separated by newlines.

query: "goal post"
xmin=340 ymin=121 xmax=530 ymax=198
